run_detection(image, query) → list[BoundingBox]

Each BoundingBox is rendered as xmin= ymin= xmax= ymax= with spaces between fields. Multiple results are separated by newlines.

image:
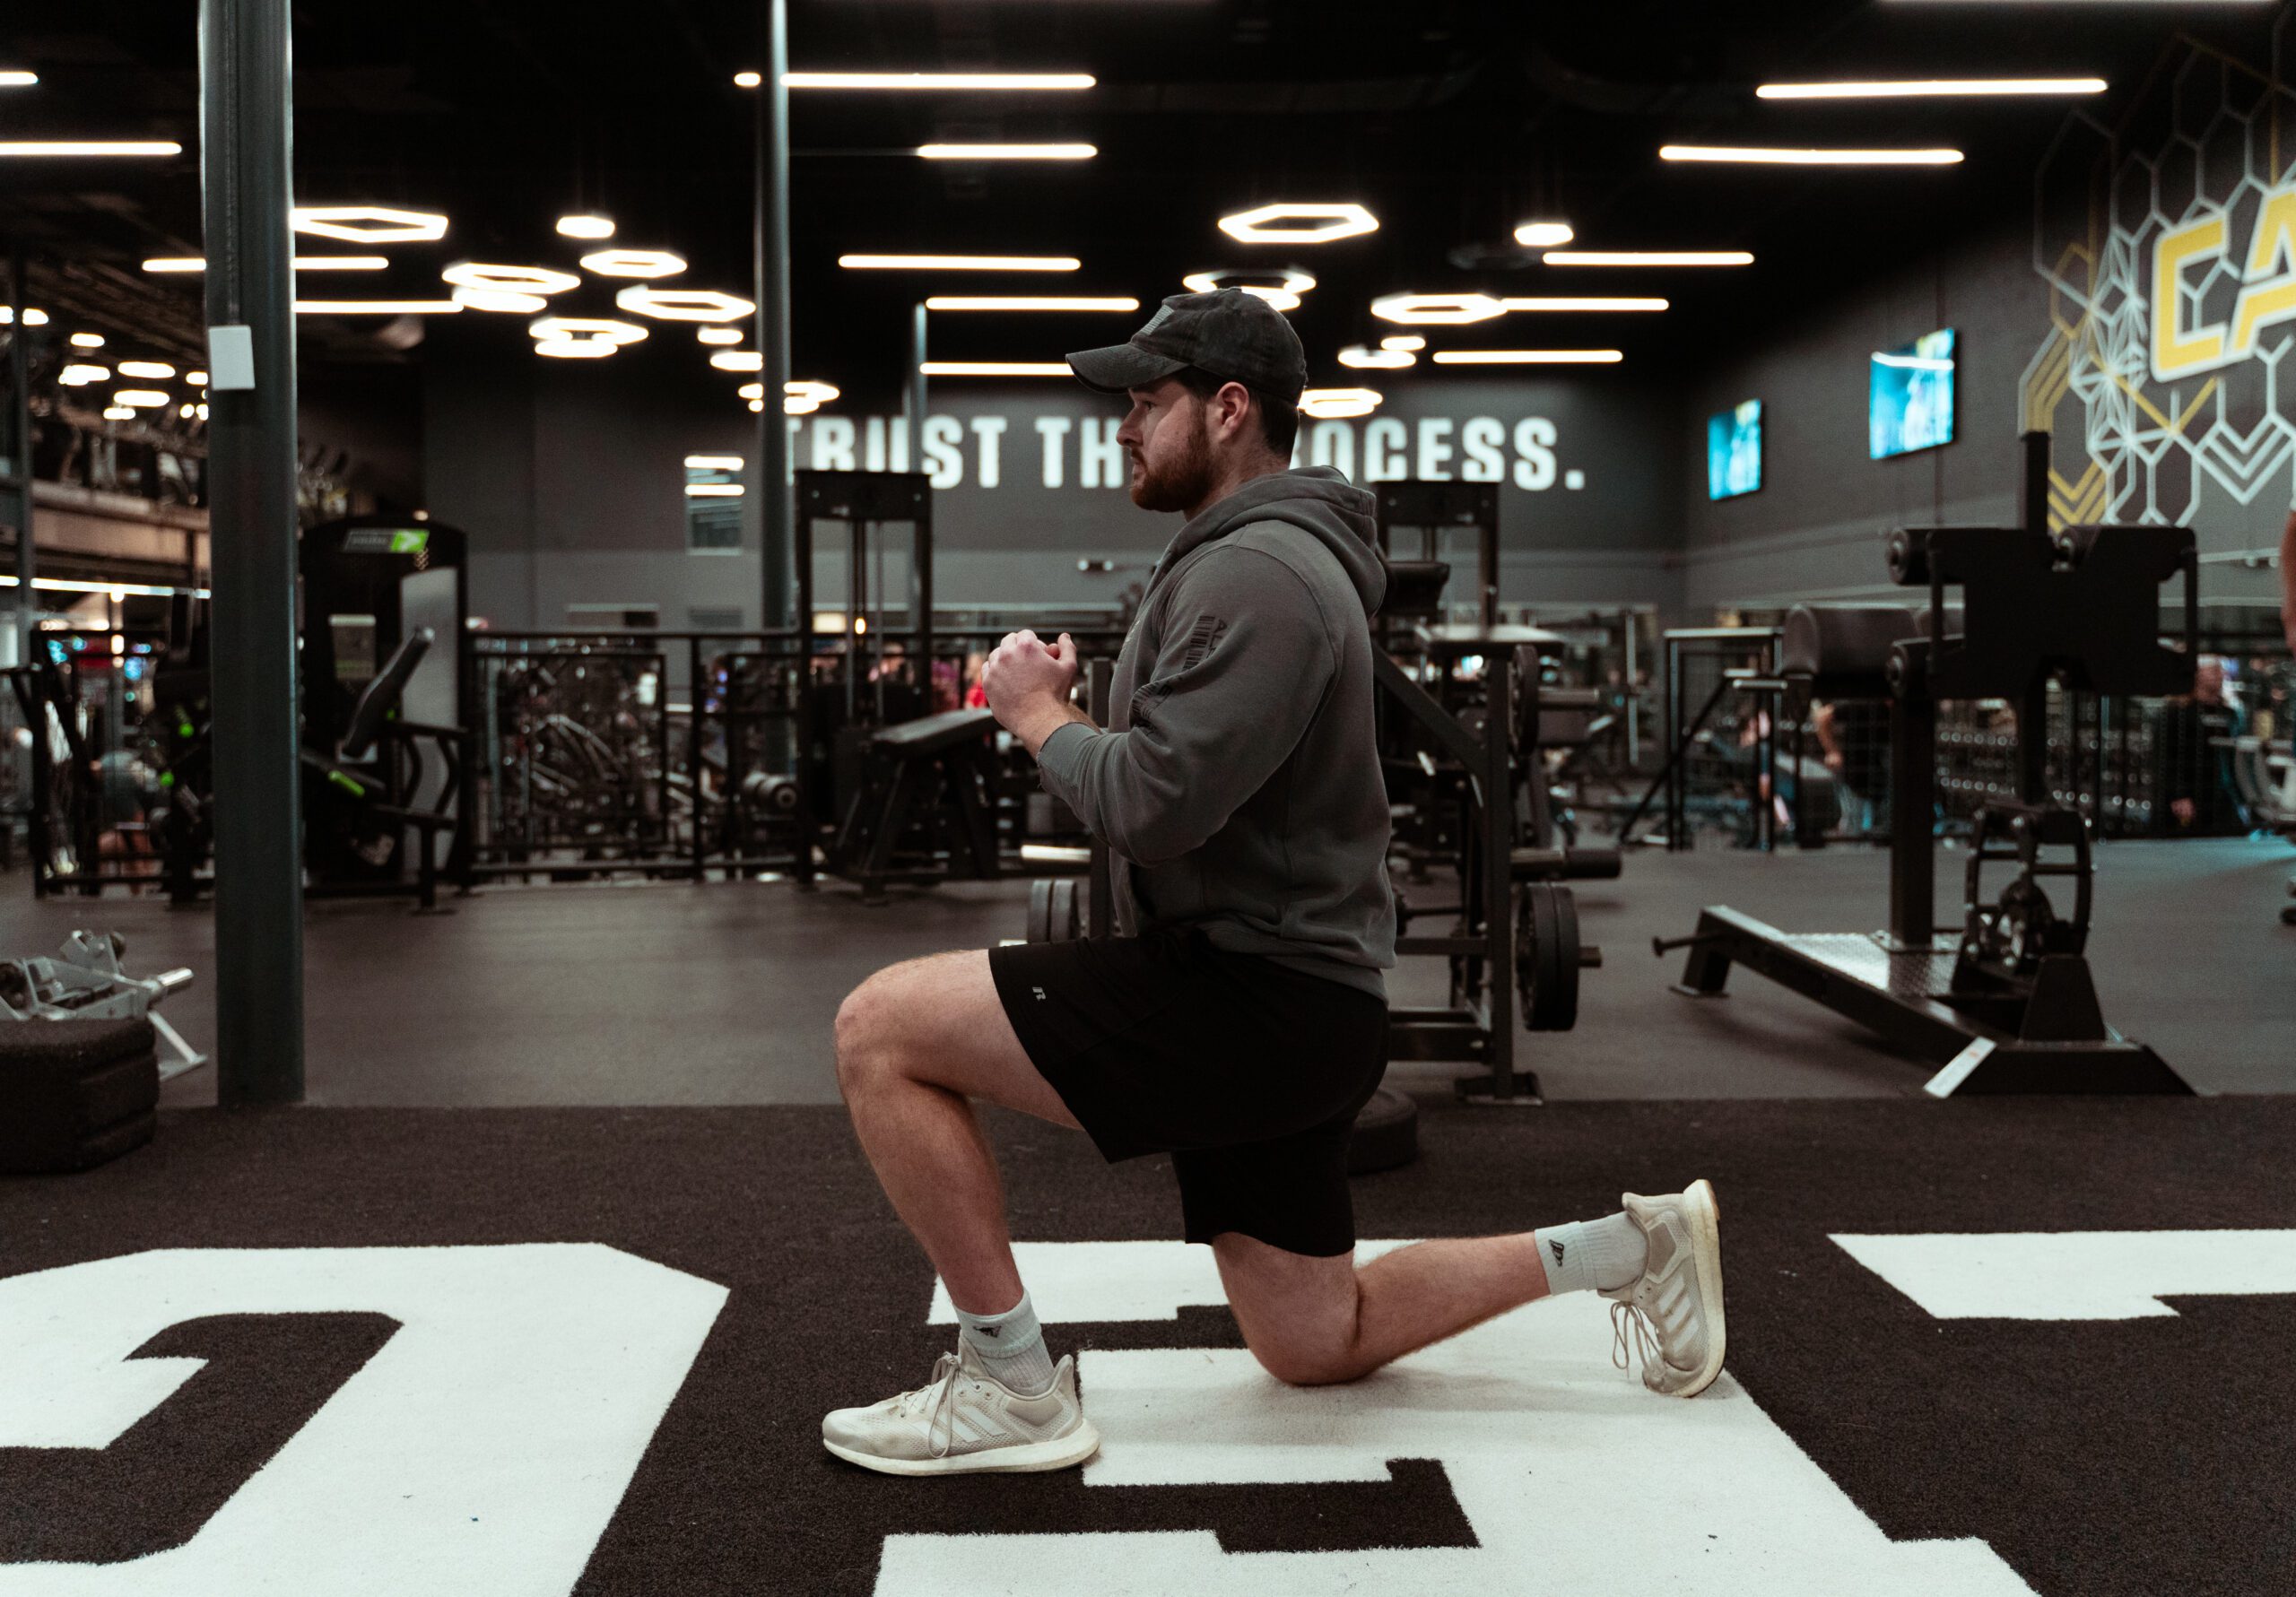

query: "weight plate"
xmin=1517 ymin=883 xmax=1581 ymax=1031
xmin=1048 ymin=878 xmax=1081 ymax=941
xmin=1025 ymin=878 xmax=1055 ymax=943
xmin=1346 ymin=1085 xmax=1419 ymax=1176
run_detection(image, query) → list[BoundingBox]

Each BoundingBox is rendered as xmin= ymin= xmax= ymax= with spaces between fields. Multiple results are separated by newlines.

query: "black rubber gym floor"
xmin=3 ymin=1095 xmax=2291 ymax=1595
xmin=0 ymin=835 xmax=2286 ymax=1111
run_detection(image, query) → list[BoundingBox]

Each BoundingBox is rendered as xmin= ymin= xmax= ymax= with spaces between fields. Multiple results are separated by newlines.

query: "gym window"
xmin=685 ymin=459 xmax=744 ymax=554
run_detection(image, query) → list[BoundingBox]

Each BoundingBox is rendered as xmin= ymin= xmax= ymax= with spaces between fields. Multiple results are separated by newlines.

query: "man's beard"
xmin=1129 ymin=408 xmax=1216 ymax=512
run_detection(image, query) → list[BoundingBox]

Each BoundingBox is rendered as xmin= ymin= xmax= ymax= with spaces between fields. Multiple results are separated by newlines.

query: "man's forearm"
xmin=1010 ymin=697 xmax=1096 ymax=759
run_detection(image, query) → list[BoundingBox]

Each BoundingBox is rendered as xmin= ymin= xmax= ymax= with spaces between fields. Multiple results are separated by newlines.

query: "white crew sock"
xmin=955 ymin=1290 xmax=1058 ymax=1393
xmin=1535 ymin=1212 xmax=1648 ymax=1296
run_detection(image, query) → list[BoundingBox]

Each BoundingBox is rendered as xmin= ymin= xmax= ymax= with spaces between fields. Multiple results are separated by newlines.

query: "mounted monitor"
xmin=1706 ymin=399 xmax=1762 ymax=500
xmin=1869 ymin=328 xmax=1956 ymax=460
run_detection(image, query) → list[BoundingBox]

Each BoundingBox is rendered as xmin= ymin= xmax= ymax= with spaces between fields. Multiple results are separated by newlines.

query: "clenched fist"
xmin=981 ymin=629 xmax=1080 ymax=736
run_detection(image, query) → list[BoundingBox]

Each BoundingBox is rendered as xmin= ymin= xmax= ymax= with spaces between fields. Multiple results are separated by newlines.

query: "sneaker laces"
xmin=1611 ymin=1299 xmax=1660 ymax=1374
xmin=892 ymin=1353 xmax=963 ymax=1458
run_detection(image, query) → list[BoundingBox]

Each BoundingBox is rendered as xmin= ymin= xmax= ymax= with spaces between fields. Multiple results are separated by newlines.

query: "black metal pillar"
xmin=200 ymin=0 xmax=305 ymax=1104
xmin=2016 ymin=429 xmax=2052 ymax=805
xmin=908 ymin=303 xmax=928 ymax=657
xmin=908 ymin=302 xmax=927 ymax=476
xmin=752 ymin=0 xmax=793 ymax=632
xmin=5 ymin=241 xmax=30 ymax=667
xmin=1886 ymin=681 xmax=1936 ymax=949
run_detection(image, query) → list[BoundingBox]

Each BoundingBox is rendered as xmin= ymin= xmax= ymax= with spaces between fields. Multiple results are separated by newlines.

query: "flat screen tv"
xmin=1869 ymin=328 xmax=1956 ymax=460
xmin=1706 ymin=399 xmax=1762 ymax=499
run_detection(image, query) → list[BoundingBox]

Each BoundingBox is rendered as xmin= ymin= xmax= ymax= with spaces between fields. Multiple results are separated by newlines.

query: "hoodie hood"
xmin=1144 ymin=466 xmax=1386 ymax=619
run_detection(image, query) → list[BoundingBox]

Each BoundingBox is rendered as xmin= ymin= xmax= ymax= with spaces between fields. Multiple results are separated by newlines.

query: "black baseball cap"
xmin=1066 ymin=289 xmax=1308 ymax=404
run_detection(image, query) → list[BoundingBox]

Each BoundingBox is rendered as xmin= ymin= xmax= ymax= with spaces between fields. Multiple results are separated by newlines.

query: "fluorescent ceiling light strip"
xmin=116 ymin=360 xmax=175 ymax=378
xmin=924 ymin=296 xmax=1138 ymax=311
xmin=919 ymin=361 xmax=1072 ymax=376
xmin=685 ymin=455 xmax=744 ymax=470
xmin=1659 ymin=144 xmax=1963 ymax=165
xmin=840 ymin=254 xmax=1079 ymax=271
xmin=0 ymin=71 xmax=38 ymax=87
xmin=1430 ymin=350 xmax=1624 ymax=364
xmin=1756 ymin=78 xmax=2105 ymax=99
xmin=0 ymin=141 xmax=182 ymax=157
xmin=1501 ymin=297 xmax=1670 ymax=311
xmin=917 ymin=143 xmax=1097 ymax=160
xmin=780 ymin=72 xmax=1094 ymax=91
xmin=1543 ymin=251 xmax=1753 ymax=266
xmin=145 ymin=256 xmax=391 ymax=272
xmin=685 ymin=483 xmax=744 ymax=497
xmin=294 ymin=299 xmax=462 ymax=314
xmin=0 ymin=576 xmax=210 ymax=598
xmin=556 ymin=214 xmax=615 ymax=239
xmin=1872 ymin=353 xmax=1954 ymax=369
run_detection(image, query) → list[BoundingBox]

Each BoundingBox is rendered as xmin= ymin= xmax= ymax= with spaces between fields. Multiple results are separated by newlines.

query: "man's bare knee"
xmin=834 ymin=974 xmax=902 ymax=1102
xmin=1244 ymin=1330 xmax=1364 ymax=1388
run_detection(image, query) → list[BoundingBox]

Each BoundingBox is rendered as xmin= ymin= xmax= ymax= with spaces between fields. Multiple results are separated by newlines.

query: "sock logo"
xmin=978 ymin=1326 xmax=1000 ymax=1338
xmin=1549 ymin=1239 xmax=1566 ymax=1266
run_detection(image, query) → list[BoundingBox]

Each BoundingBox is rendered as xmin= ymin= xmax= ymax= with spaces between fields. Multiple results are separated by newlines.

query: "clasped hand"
xmin=981 ymin=629 xmax=1080 ymax=733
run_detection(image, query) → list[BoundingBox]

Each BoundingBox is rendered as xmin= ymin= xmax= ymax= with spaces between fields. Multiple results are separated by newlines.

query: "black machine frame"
xmin=1657 ymin=432 xmax=2198 ymax=1096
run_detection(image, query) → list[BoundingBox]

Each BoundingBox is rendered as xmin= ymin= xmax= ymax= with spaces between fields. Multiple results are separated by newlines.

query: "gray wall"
xmin=1679 ymin=215 xmax=2039 ymax=613
xmin=422 ymin=352 xmax=1686 ymax=631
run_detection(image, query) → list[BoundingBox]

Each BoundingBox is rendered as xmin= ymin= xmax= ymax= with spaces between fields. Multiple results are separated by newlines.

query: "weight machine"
xmin=1655 ymin=432 xmax=2196 ymax=1095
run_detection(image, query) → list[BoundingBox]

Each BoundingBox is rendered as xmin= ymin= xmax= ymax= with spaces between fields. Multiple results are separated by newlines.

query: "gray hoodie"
xmin=1036 ymin=466 xmax=1396 ymax=998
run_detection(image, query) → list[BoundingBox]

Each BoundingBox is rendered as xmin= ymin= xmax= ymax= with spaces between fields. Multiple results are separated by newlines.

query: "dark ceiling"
xmin=2 ymin=1 xmax=2286 ymax=407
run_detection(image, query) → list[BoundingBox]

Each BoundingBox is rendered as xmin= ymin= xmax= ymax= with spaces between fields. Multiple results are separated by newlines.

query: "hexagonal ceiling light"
xmin=527 ymin=316 xmax=648 ymax=358
xmin=292 ymin=205 xmax=448 ymax=243
xmin=1298 ymin=387 xmax=1383 ymax=419
xmin=443 ymin=262 xmax=581 ymax=294
xmin=1370 ymin=292 xmax=1508 ymax=325
xmin=614 ymin=286 xmax=756 ymax=323
xmin=578 ymin=249 xmax=687 ymax=279
xmin=443 ymin=263 xmax=582 ymax=314
xmin=1182 ymin=268 xmax=1315 ymax=312
xmin=1216 ymin=203 xmax=1377 ymax=245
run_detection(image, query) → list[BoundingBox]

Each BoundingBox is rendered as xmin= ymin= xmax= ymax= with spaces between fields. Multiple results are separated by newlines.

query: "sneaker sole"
xmin=1667 ymin=1177 xmax=1726 ymax=1399
xmin=822 ymin=1420 xmax=1103 ymax=1477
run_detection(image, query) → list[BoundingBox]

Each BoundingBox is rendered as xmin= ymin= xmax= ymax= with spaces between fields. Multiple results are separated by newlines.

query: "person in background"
xmin=2282 ymin=508 xmax=2295 ymax=660
xmin=963 ymin=651 xmax=989 ymax=709
xmin=1813 ymin=698 xmax=1892 ymax=838
xmin=2159 ymin=655 xmax=2243 ymax=835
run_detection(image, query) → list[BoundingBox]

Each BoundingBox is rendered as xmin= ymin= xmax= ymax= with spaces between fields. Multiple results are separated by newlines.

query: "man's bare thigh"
xmin=855 ymin=949 xmax=1081 ymax=1130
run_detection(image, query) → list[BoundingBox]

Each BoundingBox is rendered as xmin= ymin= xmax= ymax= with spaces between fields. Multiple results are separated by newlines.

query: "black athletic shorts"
xmin=988 ymin=925 xmax=1388 ymax=1257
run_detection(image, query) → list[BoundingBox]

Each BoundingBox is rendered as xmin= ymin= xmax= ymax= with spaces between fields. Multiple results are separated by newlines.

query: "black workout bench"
xmin=828 ymin=707 xmax=1003 ymax=902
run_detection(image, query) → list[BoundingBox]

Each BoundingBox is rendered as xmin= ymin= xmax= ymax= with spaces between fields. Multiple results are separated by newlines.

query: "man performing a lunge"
xmin=823 ymin=289 xmax=1725 ymax=1476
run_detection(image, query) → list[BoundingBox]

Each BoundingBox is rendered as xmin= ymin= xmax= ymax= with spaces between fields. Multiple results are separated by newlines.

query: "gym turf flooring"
xmin=0 ymin=838 xmax=2290 ymax=1593
xmin=2 ymin=1097 xmax=2291 ymax=1594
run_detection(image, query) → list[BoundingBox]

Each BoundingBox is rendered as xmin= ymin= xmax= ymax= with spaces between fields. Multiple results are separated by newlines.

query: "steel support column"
xmin=752 ymin=0 xmax=793 ymax=632
xmin=199 ymin=0 xmax=305 ymax=1103
xmin=5 ymin=241 xmax=30 ymax=667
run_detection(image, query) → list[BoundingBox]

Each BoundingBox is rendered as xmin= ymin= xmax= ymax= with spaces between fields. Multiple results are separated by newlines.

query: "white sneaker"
xmin=822 ymin=1339 xmax=1101 ymax=1477
xmin=1602 ymin=1177 xmax=1726 ymax=1398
